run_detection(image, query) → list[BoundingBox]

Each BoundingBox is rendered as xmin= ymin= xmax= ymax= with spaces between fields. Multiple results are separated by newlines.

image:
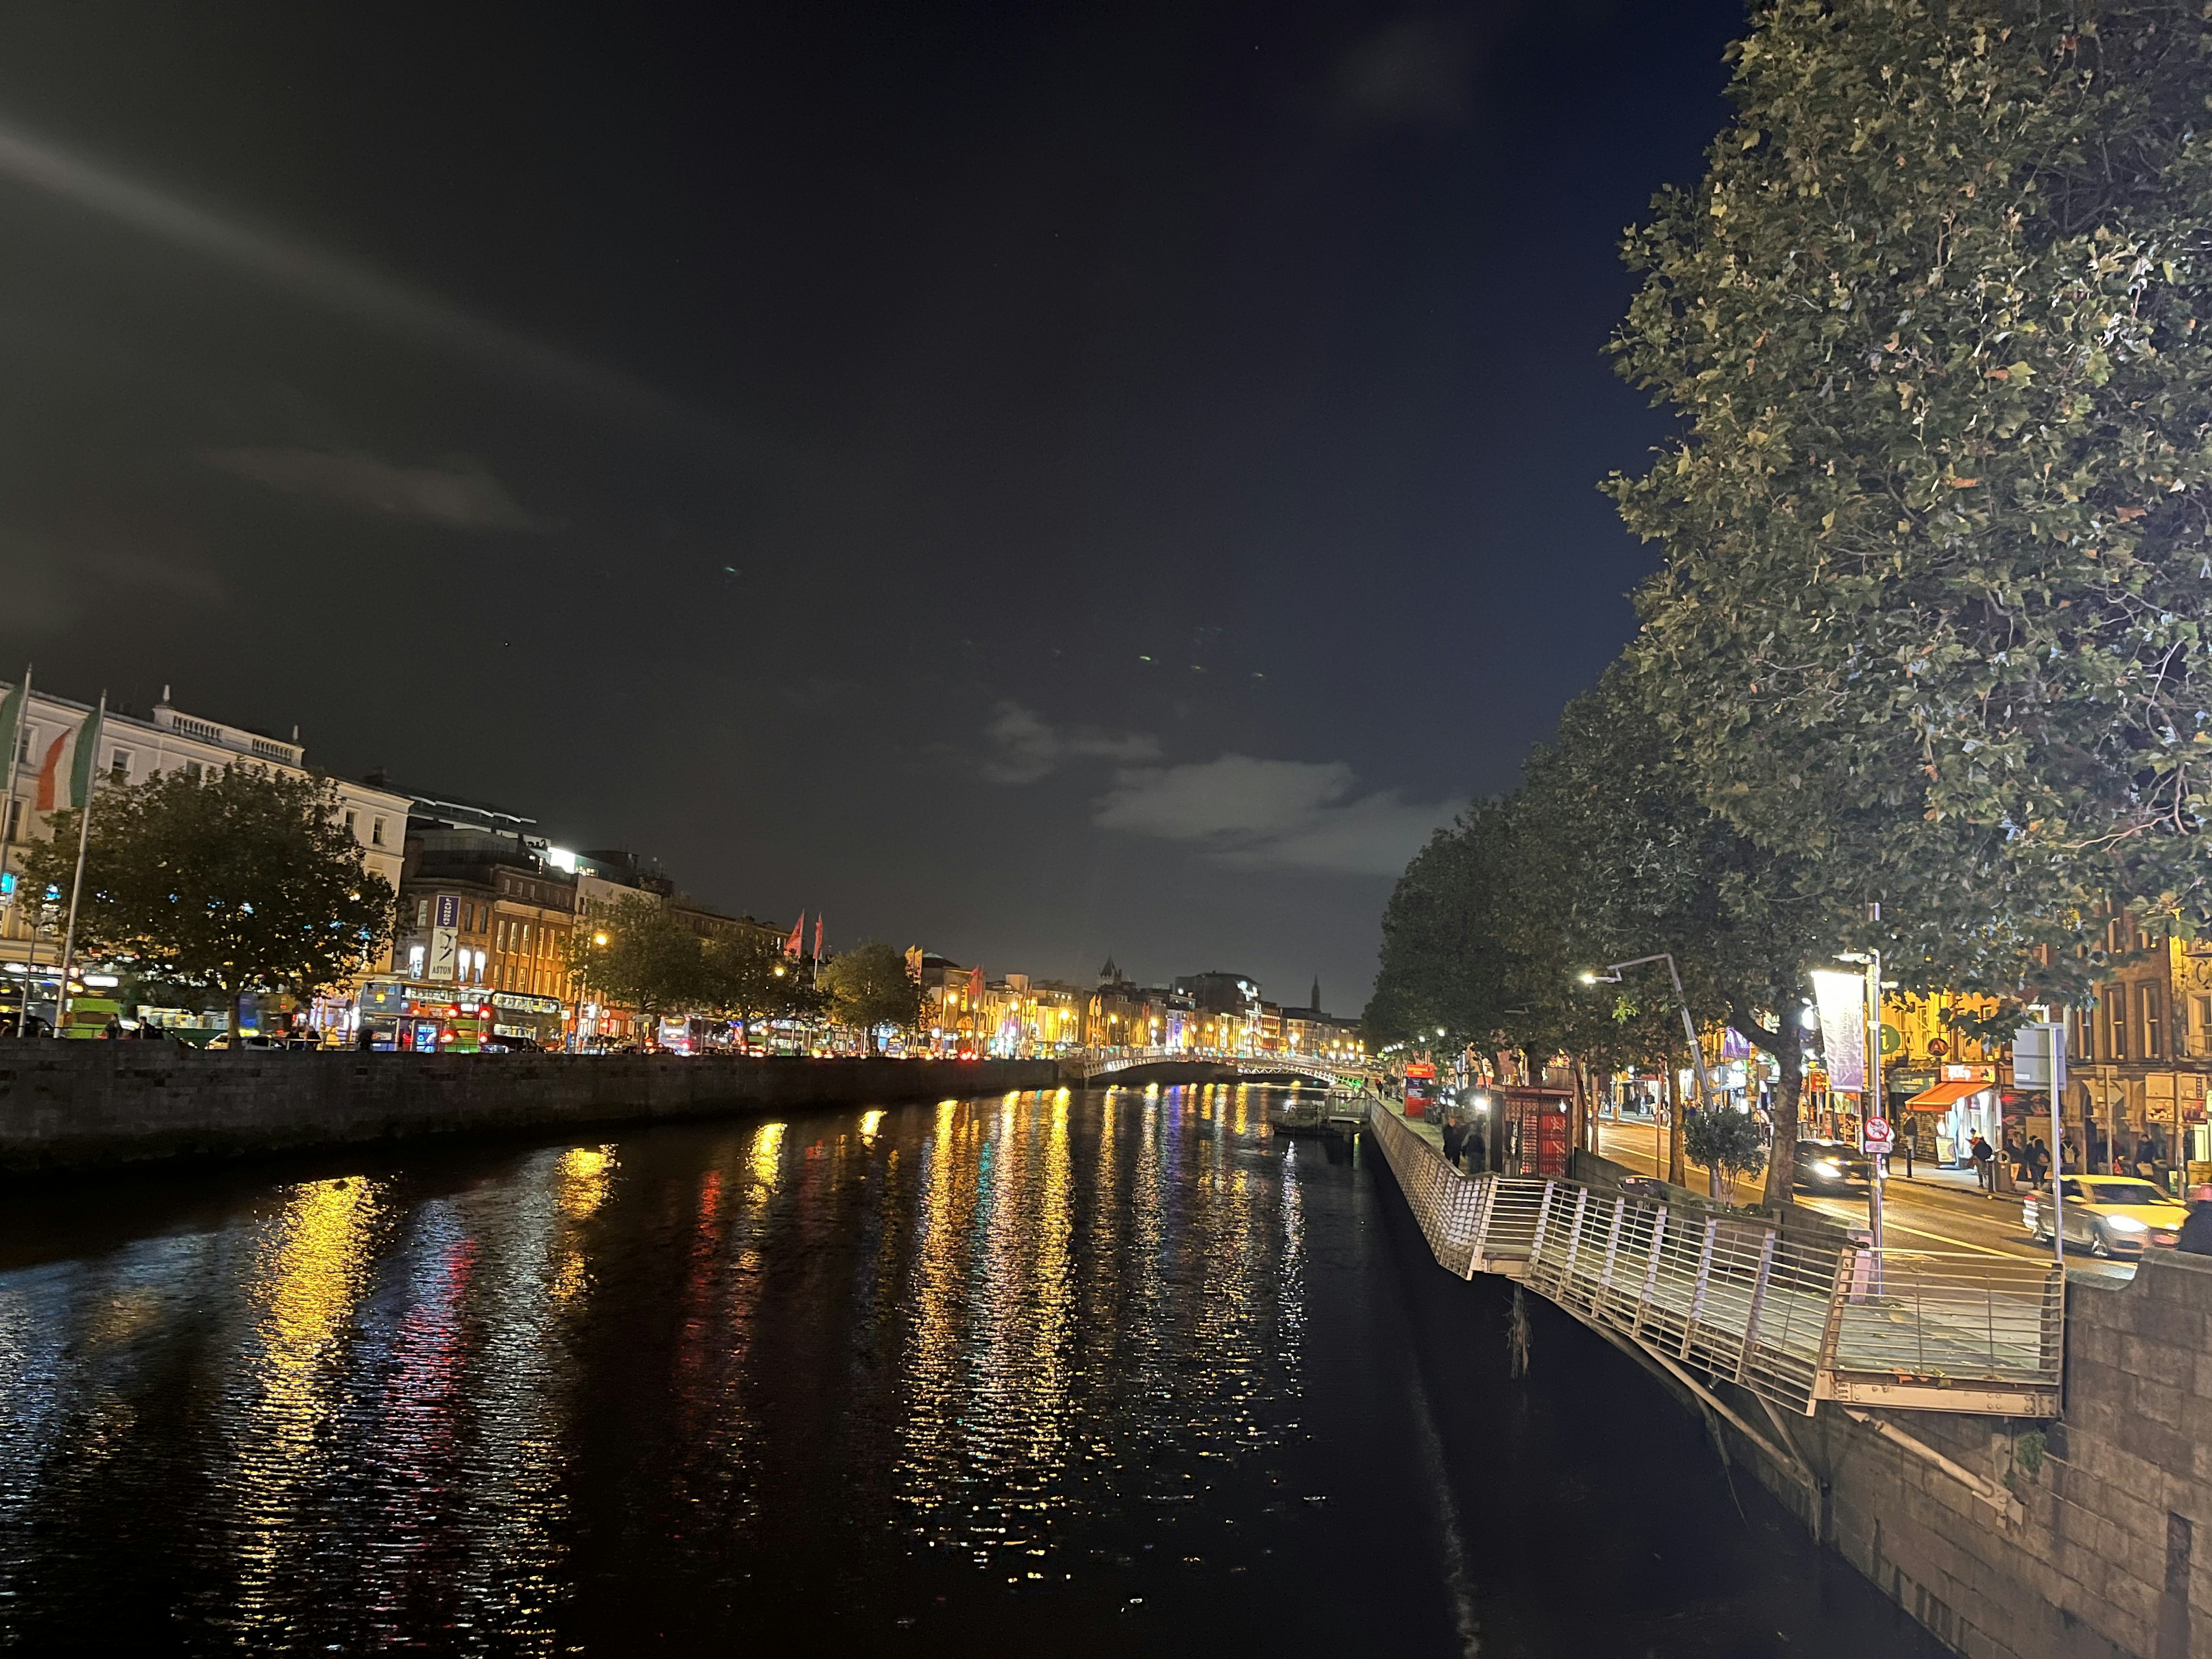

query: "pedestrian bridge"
xmin=1063 ymin=1048 xmax=1377 ymax=1088
xmin=1366 ymin=1100 xmax=2063 ymax=1421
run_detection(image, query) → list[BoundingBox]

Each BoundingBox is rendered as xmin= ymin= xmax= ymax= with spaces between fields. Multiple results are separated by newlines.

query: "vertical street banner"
xmin=1810 ymin=969 xmax=1868 ymax=1092
xmin=429 ymin=894 xmax=460 ymax=982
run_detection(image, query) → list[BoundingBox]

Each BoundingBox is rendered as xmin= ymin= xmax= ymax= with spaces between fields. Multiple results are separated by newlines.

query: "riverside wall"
xmin=1402 ymin=1135 xmax=2211 ymax=1658
xmin=0 ymin=1046 xmax=1062 ymax=1173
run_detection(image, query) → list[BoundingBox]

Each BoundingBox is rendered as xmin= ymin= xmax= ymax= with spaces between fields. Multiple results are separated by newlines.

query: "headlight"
xmin=1813 ymin=1160 xmax=1843 ymax=1179
xmin=2107 ymin=1215 xmax=2149 ymax=1233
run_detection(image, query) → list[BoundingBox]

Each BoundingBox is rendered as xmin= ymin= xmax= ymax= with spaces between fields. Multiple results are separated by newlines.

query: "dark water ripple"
xmin=0 ymin=1085 xmax=1946 ymax=1656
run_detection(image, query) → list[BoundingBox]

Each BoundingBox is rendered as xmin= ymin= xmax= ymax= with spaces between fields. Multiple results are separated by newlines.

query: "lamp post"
xmin=1838 ymin=949 xmax=1887 ymax=1263
xmin=1583 ymin=952 xmax=1711 ymax=1189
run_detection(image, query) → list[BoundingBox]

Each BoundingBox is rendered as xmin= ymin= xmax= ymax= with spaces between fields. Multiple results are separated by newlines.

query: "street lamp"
xmin=1584 ymin=952 xmax=1712 ymax=1187
xmin=1838 ymin=948 xmax=1888 ymax=1263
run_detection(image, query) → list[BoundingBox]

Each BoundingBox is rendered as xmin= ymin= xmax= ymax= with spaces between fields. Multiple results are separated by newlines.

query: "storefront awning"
xmin=1904 ymin=1080 xmax=1991 ymax=1113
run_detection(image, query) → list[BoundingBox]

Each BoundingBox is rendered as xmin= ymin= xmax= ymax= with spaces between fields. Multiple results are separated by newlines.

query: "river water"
xmin=0 ymin=1086 xmax=1945 ymax=1655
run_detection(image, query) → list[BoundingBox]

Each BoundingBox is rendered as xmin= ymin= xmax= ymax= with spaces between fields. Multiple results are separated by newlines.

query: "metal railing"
xmin=1366 ymin=1101 xmax=2063 ymax=1418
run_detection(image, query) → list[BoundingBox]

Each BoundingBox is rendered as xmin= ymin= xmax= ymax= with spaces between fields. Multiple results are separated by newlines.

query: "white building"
xmin=0 ymin=687 xmax=411 ymax=1022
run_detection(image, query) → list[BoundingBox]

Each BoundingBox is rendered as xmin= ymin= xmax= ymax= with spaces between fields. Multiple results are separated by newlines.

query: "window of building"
xmin=2191 ymin=996 xmax=2212 ymax=1060
xmin=408 ymin=944 xmax=426 ymax=978
xmin=2142 ymin=983 xmax=2164 ymax=1060
xmin=371 ymin=817 xmax=386 ymax=846
xmin=2 ymin=798 xmax=18 ymax=842
xmin=183 ymin=759 xmax=202 ymax=781
xmin=2111 ymin=990 xmax=2129 ymax=1062
xmin=109 ymin=749 xmax=130 ymax=782
xmin=416 ymin=897 xmax=430 ymax=928
xmin=343 ymin=810 xmax=357 ymax=836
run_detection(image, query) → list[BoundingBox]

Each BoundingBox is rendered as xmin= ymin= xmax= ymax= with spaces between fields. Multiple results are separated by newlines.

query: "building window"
xmin=184 ymin=759 xmax=202 ymax=781
xmin=408 ymin=944 xmax=426 ymax=978
xmin=2142 ymin=983 xmax=2164 ymax=1061
xmin=343 ymin=810 xmax=357 ymax=836
xmin=109 ymin=749 xmax=131 ymax=782
xmin=416 ymin=897 xmax=430 ymax=928
xmin=2110 ymin=989 xmax=2129 ymax=1062
xmin=2 ymin=798 xmax=17 ymax=842
xmin=372 ymin=818 xmax=385 ymax=847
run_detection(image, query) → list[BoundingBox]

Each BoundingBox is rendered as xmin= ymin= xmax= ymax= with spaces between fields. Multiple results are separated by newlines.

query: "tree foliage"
xmin=700 ymin=930 xmax=817 ymax=1028
xmin=23 ymin=766 xmax=395 ymax=1041
xmin=1611 ymin=0 xmax=2212 ymax=1001
xmin=1685 ymin=1106 xmax=1770 ymax=1199
xmin=817 ymin=940 xmax=922 ymax=1052
xmin=567 ymin=895 xmax=707 ymax=1029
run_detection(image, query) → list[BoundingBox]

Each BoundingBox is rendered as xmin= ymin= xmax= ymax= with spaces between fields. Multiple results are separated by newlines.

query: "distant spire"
xmin=1310 ymin=975 xmax=1321 ymax=1013
xmin=1100 ymin=955 xmax=1120 ymax=983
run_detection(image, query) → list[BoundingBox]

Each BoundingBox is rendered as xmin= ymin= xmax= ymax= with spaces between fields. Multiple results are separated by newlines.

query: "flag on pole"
xmin=968 ymin=964 xmax=983 ymax=1001
xmin=783 ymin=913 xmax=805 ymax=959
xmin=35 ymin=704 xmax=103 ymax=812
xmin=0 ymin=675 xmax=24 ymax=783
xmin=813 ymin=915 xmax=823 ymax=963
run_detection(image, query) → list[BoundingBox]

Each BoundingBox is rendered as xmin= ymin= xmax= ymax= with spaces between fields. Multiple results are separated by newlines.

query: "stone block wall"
xmin=0 ymin=1046 xmax=1062 ymax=1172
xmin=1721 ymin=1252 xmax=2212 ymax=1658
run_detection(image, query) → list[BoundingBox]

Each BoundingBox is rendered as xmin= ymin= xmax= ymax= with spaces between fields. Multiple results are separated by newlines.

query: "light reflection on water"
xmin=0 ymin=1089 xmax=1324 ymax=1649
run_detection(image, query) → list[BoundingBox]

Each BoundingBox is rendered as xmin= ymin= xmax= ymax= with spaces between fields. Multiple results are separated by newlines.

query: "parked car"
xmin=2022 ymin=1176 xmax=2188 ymax=1257
xmin=1794 ymin=1137 xmax=1873 ymax=1193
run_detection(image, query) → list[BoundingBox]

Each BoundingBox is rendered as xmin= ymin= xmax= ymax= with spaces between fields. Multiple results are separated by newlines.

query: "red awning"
xmin=1904 ymin=1080 xmax=1992 ymax=1113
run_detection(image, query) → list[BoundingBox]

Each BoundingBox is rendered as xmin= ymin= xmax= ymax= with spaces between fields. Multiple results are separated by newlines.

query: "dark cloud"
xmin=979 ymin=703 xmax=1161 ymax=785
xmin=1094 ymin=755 xmax=1460 ymax=876
xmin=202 ymin=448 xmax=547 ymax=531
xmin=0 ymin=530 xmax=225 ymax=635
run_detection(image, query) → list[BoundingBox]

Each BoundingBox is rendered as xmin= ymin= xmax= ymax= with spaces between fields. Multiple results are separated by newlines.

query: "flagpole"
xmin=0 ymin=666 xmax=29 ymax=1034
xmin=54 ymin=691 xmax=104 ymax=1041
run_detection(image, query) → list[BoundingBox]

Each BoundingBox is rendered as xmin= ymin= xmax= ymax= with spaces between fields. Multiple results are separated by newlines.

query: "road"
xmin=1592 ymin=1118 xmax=2134 ymax=1283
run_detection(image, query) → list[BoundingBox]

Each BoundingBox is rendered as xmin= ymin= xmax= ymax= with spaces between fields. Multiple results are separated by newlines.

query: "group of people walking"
xmin=1440 ymin=1112 xmax=1486 ymax=1174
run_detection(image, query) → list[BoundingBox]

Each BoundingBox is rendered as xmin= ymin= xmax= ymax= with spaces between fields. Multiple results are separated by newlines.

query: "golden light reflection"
xmin=552 ymin=1145 xmax=617 ymax=1302
xmin=750 ymin=1122 xmax=787 ymax=1192
xmin=859 ymin=1109 xmax=885 ymax=1140
xmin=227 ymin=1177 xmax=382 ymax=1629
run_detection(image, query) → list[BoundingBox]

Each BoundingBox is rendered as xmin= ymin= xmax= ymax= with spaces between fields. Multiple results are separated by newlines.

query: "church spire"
xmin=1310 ymin=975 xmax=1321 ymax=1013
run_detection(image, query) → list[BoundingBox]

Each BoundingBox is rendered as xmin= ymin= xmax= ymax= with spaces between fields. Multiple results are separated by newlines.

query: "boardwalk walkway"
xmin=1367 ymin=1099 xmax=2063 ymax=1419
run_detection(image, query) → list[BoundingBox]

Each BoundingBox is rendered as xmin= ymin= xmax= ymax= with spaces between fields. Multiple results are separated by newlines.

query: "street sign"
xmin=1862 ymin=1118 xmax=1894 ymax=1152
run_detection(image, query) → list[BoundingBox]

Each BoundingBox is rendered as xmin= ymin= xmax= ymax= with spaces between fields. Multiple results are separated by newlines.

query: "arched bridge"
xmin=1062 ymin=1048 xmax=1378 ymax=1088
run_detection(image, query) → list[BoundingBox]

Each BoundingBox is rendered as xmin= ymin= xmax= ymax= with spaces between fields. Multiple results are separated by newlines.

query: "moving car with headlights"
xmin=1794 ymin=1138 xmax=1872 ymax=1193
xmin=2022 ymin=1176 xmax=2188 ymax=1257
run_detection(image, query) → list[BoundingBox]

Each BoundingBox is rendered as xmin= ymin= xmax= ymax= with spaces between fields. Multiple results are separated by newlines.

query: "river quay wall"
xmin=0 ymin=1046 xmax=1062 ymax=1173
xmin=1380 ymin=1131 xmax=2211 ymax=1659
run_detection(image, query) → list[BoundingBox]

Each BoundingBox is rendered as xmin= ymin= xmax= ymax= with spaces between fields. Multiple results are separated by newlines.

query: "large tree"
xmin=700 ymin=930 xmax=817 ymax=1039
xmin=24 ymin=766 xmax=395 ymax=1045
xmin=817 ymin=940 xmax=922 ymax=1054
xmin=1611 ymin=0 xmax=2212 ymax=1003
xmin=567 ymin=895 xmax=707 ymax=1038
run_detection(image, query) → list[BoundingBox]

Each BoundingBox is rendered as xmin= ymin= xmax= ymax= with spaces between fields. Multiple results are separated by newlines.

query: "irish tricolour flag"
xmin=34 ymin=703 xmax=101 ymax=813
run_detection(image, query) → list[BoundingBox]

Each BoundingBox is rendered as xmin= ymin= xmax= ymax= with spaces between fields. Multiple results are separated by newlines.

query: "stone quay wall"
xmin=1743 ymin=1253 xmax=2212 ymax=1659
xmin=1403 ymin=1134 xmax=2212 ymax=1656
xmin=0 ymin=1046 xmax=1063 ymax=1173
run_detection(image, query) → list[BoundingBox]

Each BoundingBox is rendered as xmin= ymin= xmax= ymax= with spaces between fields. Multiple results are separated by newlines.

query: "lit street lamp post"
xmin=1582 ymin=952 xmax=1712 ymax=1190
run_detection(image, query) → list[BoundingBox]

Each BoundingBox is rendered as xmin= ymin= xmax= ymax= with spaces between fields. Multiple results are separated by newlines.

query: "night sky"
xmin=0 ymin=0 xmax=1743 ymax=1010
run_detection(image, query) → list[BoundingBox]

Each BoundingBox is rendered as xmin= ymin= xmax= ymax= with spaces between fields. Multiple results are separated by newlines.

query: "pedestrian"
xmin=1441 ymin=1116 xmax=1465 ymax=1171
xmin=1900 ymin=1126 xmax=1914 ymax=1178
xmin=2027 ymin=1136 xmax=2050 ymax=1186
xmin=2135 ymin=1134 xmax=2158 ymax=1182
xmin=1468 ymin=1120 xmax=1487 ymax=1174
xmin=2181 ymin=1187 xmax=2212 ymax=1257
xmin=1969 ymin=1133 xmax=1995 ymax=1194
xmin=101 ymin=1015 xmax=123 ymax=1040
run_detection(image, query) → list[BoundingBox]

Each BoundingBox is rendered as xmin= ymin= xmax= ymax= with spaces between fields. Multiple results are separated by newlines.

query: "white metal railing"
xmin=1365 ymin=1101 xmax=2062 ymax=1418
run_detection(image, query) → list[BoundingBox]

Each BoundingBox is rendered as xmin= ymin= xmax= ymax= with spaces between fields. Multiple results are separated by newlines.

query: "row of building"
xmin=0 ymin=685 xmax=782 ymax=1050
xmin=910 ymin=956 xmax=1365 ymax=1063
xmin=0 ymin=684 xmax=1368 ymax=1062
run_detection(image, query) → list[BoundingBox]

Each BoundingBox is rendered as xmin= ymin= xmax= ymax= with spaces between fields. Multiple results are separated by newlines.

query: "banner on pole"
xmin=1810 ymin=969 xmax=1868 ymax=1093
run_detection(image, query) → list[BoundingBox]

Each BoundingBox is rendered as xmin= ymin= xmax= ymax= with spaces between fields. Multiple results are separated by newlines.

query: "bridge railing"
xmin=1365 ymin=1100 xmax=2062 ymax=1418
